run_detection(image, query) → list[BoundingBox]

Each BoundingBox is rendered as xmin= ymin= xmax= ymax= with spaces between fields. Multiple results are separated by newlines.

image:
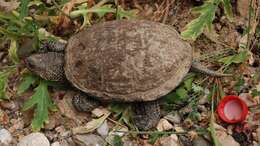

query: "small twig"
xmin=107 ymin=117 xmax=126 ymax=128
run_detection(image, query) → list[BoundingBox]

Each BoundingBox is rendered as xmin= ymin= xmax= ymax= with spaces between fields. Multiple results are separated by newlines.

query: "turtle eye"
xmin=24 ymin=57 xmax=36 ymax=69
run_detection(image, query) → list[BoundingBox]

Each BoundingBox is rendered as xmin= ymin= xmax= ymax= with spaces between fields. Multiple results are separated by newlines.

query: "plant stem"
xmin=114 ymin=130 xmax=187 ymax=135
xmin=246 ymin=0 xmax=253 ymax=49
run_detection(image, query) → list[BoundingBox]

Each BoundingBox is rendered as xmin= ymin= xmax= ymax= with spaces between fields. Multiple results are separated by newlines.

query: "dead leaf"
xmin=0 ymin=109 xmax=9 ymax=125
xmin=57 ymin=0 xmax=88 ymax=28
xmin=92 ymin=107 xmax=110 ymax=118
xmin=56 ymin=91 xmax=89 ymax=125
xmin=72 ymin=109 xmax=110 ymax=134
xmin=0 ymin=0 xmax=20 ymax=13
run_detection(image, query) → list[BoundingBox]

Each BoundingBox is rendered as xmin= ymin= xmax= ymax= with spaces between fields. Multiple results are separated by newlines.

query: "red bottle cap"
xmin=217 ymin=95 xmax=248 ymax=123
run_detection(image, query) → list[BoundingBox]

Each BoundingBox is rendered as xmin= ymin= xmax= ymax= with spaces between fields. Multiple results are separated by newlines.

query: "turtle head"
xmin=24 ymin=52 xmax=66 ymax=81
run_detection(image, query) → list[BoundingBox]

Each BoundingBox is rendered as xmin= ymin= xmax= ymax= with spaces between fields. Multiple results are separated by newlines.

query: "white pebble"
xmin=18 ymin=132 xmax=50 ymax=146
xmin=0 ymin=129 xmax=12 ymax=145
xmin=97 ymin=120 xmax=109 ymax=138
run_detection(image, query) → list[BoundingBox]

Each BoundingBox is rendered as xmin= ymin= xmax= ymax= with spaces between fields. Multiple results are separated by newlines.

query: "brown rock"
xmin=156 ymin=119 xmax=173 ymax=131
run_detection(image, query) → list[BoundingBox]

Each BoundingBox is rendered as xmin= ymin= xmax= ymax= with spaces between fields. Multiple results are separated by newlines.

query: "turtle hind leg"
xmin=132 ymin=100 xmax=160 ymax=130
xmin=72 ymin=92 xmax=100 ymax=112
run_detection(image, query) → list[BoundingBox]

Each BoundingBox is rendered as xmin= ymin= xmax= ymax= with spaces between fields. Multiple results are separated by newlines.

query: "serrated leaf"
xmin=17 ymin=74 xmax=37 ymax=95
xmin=22 ymin=80 xmax=55 ymax=131
xmin=218 ymin=51 xmax=248 ymax=65
xmin=181 ymin=1 xmax=220 ymax=40
xmin=116 ymin=6 xmax=137 ymax=19
xmin=20 ymin=0 xmax=30 ymax=19
xmin=0 ymin=67 xmax=16 ymax=100
xmin=8 ymin=39 xmax=19 ymax=64
xmin=222 ymin=0 xmax=233 ymax=21
xmin=0 ymin=72 xmax=9 ymax=99
xmin=94 ymin=4 xmax=114 ymax=18
xmin=70 ymin=4 xmax=115 ymax=18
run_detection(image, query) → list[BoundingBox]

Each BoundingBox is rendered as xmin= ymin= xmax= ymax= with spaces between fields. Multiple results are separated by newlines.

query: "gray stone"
xmin=59 ymin=139 xmax=69 ymax=146
xmin=51 ymin=141 xmax=60 ymax=146
xmin=97 ymin=120 xmax=109 ymax=138
xmin=164 ymin=112 xmax=181 ymax=124
xmin=192 ymin=136 xmax=211 ymax=146
xmin=18 ymin=132 xmax=50 ymax=146
xmin=123 ymin=140 xmax=138 ymax=146
xmin=73 ymin=134 xmax=105 ymax=146
xmin=0 ymin=129 xmax=12 ymax=145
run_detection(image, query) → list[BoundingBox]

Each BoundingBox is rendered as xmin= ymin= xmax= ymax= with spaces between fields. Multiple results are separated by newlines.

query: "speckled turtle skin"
xmin=65 ymin=20 xmax=193 ymax=102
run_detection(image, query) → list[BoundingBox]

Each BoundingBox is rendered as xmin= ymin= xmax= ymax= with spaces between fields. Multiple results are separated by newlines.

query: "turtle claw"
xmin=132 ymin=100 xmax=160 ymax=130
xmin=72 ymin=93 xmax=100 ymax=112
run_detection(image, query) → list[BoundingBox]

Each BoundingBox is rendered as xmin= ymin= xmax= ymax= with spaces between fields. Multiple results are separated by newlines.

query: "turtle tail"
xmin=191 ymin=61 xmax=232 ymax=77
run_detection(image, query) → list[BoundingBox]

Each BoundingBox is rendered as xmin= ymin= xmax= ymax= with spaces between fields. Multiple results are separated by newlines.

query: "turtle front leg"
xmin=39 ymin=40 xmax=66 ymax=53
xmin=132 ymin=100 xmax=160 ymax=130
xmin=72 ymin=92 xmax=100 ymax=112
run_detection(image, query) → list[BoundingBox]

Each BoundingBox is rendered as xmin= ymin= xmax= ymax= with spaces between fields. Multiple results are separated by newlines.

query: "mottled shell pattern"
xmin=65 ymin=20 xmax=193 ymax=102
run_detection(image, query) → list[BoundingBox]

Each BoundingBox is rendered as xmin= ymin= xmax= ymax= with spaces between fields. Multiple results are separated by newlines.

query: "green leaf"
xmin=184 ymin=76 xmax=194 ymax=91
xmin=0 ymin=67 xmax=16 ymax=100
xmin=181 ymin=1 xmax=219 ymax=40
xmin=148 ymin=133 xmax=161 ymax=144
xmin=70 ymin=4 xmax=115 ymax=18
xmin=22 ymin=80 xmax=55 ymax=131
xmin=20 ymin=0 xmax=30 ymax=19
xmin=192 ymin=83 xmax=204 ymax=93
xmin=176 ymin=88 xmax=188 ymax=99
xmin=17 ymin=74 xmax=37 ymax=95
xmin=0 ymin=72 xmax=9 ymax=99
xmin=222 ymin=0 xmax=233 ymax=21
xmin=108 ymin=103 xmax=133 ymax=128
xmin=251 ymin=89 xmax=260 ymax=97
xmin=8 ymin=39 xmax=19 ymax=64
xmin=218 ymin=51 xmax=248 ymax=65
xmin=234 ymin=78 xmax=245 ymax=92
xmin=94 ymin=5 xmax=114 ymax=18
xmin=113 ymin=135 xmax=123 ymax=146
xmin=116 ymin=6 xmax=137 ymax=19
